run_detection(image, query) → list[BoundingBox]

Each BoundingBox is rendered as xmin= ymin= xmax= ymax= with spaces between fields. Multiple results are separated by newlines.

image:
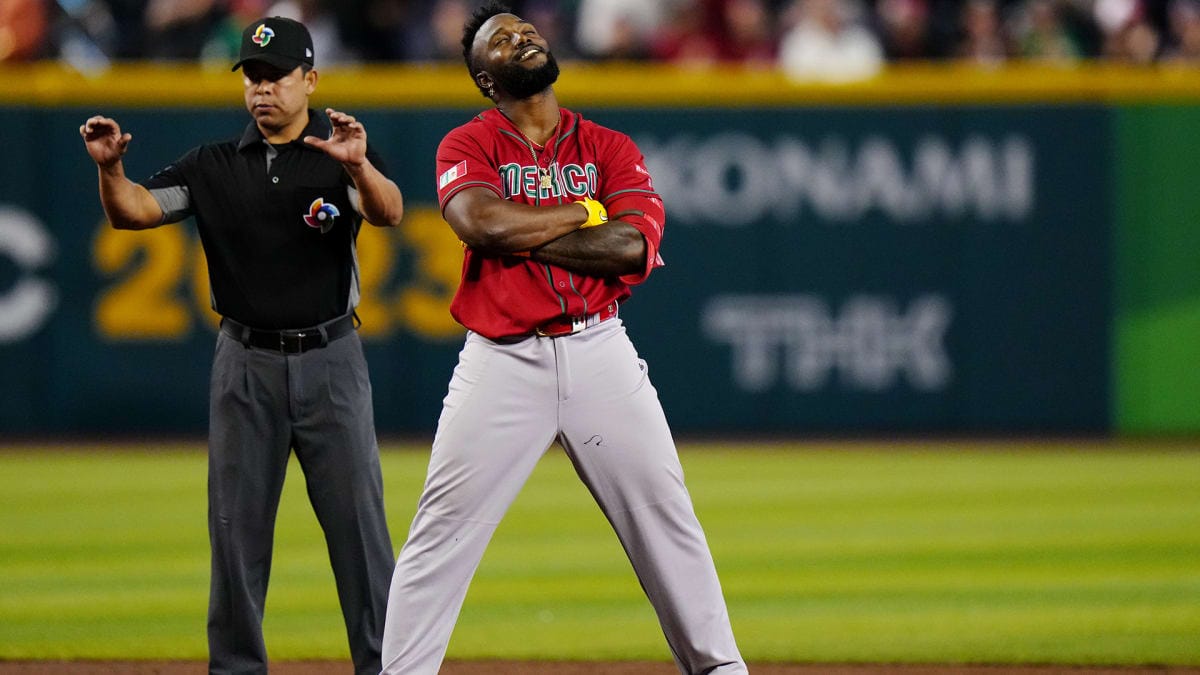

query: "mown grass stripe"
xmin=0 ymin=442 xmax=1196 ymax=665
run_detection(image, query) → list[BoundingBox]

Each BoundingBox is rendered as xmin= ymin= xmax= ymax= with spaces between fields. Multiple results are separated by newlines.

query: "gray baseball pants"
xmin=380 ymin=319 xmax=746 ymax=674
xmin=207 ymin=329 xmax=395 ymax=675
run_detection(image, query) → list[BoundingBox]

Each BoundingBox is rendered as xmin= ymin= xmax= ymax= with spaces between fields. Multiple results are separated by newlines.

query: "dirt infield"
xmin=1 ymin=662 xmax=1198 ymax=674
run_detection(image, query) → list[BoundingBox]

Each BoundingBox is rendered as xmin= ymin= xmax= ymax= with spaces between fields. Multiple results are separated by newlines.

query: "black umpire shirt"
xmin=142 ymin=109 xmax=389 ymax=330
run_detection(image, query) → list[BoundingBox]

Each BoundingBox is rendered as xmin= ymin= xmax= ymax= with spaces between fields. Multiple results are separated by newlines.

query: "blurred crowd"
xmin=3 ymin=0 xmax=1199 ymax=80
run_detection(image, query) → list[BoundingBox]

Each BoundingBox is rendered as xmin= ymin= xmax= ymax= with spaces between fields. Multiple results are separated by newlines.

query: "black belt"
xmin=220 ymin=314 xmax=357 ymax=354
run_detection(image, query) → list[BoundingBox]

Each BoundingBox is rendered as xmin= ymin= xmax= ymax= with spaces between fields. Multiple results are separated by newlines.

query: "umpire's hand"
xmin=304 ymin=108 xmax=368 ymax=169
xmin=80 ymin=115 xmax=132 ymax=168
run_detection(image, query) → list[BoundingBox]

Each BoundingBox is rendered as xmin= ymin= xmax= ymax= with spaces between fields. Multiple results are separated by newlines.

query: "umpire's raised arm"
xmin=303 ymin=107 xmax=405 ymax=228
xmin=79 ymin=115 xmax=165 ymax=230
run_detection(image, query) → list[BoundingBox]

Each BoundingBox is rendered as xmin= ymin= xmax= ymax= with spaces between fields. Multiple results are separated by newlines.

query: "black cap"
xmin=232 ymin=17 xmax=314 ymax=72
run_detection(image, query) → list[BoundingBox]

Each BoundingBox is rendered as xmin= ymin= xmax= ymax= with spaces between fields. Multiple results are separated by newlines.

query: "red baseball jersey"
xmin=436 ymin=107 xmax=666 ymax=339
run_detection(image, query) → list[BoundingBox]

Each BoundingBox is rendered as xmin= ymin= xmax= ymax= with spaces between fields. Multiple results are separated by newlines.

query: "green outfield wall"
xmin=0 ymin=63 xmax=1195 ymax=435
xmin=1113 ymin=105 xmax=1200 ymax=434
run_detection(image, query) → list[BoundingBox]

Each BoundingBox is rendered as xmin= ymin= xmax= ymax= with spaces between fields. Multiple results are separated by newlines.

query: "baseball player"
xmin=379 ymin=3 xmax=747 ymax=673
xmin=79 ymin=17 xmax=402 ymax=675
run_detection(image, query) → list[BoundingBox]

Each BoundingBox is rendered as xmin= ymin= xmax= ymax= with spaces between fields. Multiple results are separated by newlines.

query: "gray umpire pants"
xmin=207 ymin=329 xmax=395 ymax=675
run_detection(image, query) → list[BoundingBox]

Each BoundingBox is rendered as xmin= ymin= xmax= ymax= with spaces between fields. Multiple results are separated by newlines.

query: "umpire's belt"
xmin=220 ymin=314 xmax=356 ymax=354
xmin=535 ymin=303 xmax=617 ymax=337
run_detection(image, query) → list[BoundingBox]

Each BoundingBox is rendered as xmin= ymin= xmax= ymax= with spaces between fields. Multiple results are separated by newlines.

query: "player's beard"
xmin=492 ymin=51 xmax=560 ymax=100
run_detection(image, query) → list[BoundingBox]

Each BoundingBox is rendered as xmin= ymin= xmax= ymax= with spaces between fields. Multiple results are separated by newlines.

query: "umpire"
xmin=79 ymin=17 xmax=403 ymax=675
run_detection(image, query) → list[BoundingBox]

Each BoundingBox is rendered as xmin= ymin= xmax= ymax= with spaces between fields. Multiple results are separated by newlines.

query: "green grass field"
xmin=1 ymin=441 xmax=1198 ymax=666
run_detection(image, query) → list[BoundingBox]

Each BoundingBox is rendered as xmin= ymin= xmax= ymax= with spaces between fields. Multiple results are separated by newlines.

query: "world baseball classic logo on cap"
xmin=251 ymin=24 xmax=274 ymax=47
xmin=303 ymin=198 xmax=340 ymax=233
xmin=232 ymin=16 xmax=315 ymax=71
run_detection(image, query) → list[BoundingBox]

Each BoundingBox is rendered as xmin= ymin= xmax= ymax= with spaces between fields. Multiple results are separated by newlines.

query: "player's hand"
xmin=80 ymin=115 xmax=132 ymax=168
xmin=577 ymin=197 xmax=608 ymax=228
xmin=304 ymin=108 xmax=368 ymax=168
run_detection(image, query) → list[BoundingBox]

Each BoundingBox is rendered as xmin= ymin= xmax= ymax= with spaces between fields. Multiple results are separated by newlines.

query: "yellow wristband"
xmin=577 ymin=197 xmax=608 ymax=228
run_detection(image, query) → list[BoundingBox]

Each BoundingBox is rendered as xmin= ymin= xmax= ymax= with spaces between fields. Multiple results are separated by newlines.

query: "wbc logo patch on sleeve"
xmin=439 ymin=161 xmax=468 ymax=189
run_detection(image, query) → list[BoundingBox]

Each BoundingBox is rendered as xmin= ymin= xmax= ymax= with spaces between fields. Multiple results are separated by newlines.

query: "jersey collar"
xmin=482 ymin=106 xmax=575 ymax=146
xmin=237 ymin=108 xmax=332 ymax=153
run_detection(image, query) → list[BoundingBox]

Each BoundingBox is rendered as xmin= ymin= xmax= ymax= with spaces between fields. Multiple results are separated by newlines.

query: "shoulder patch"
xmin=439 ymin=160 xmax=468 ymax=189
